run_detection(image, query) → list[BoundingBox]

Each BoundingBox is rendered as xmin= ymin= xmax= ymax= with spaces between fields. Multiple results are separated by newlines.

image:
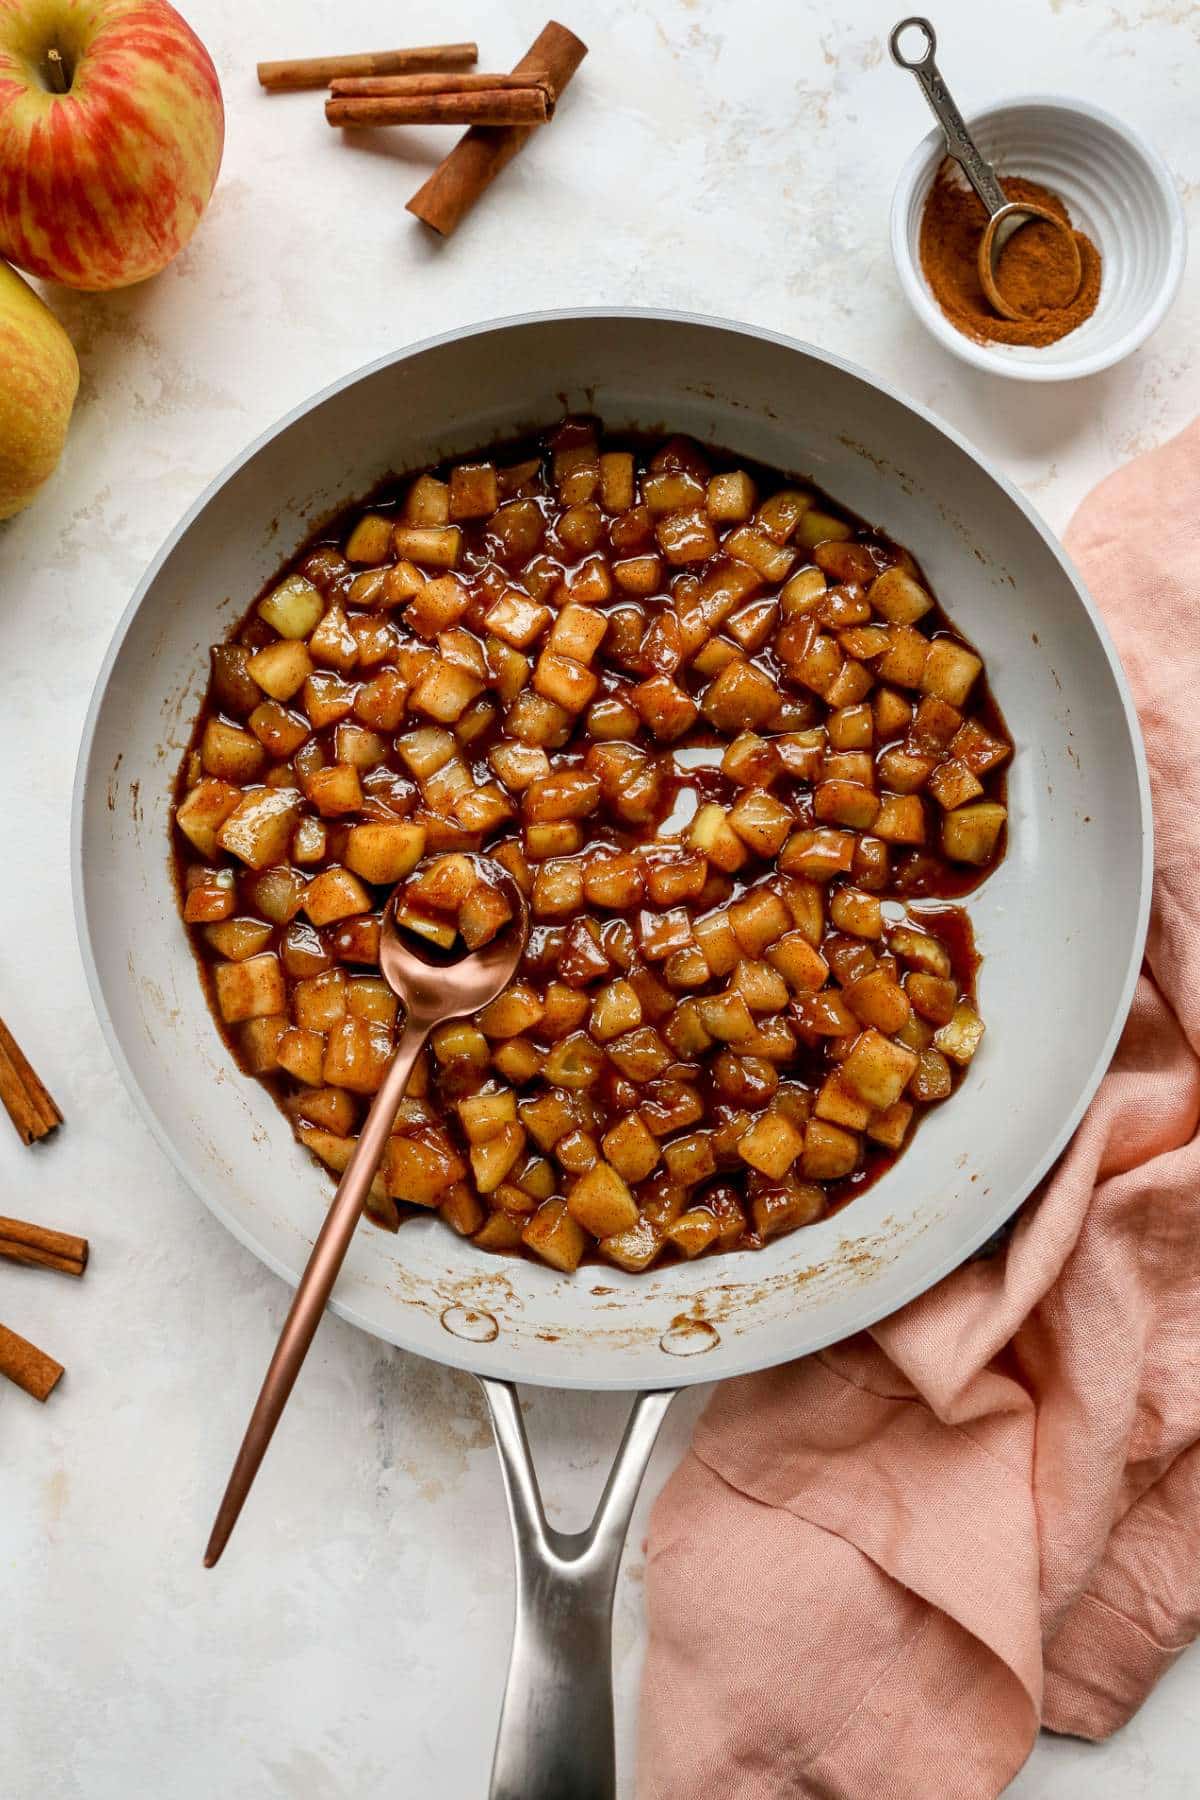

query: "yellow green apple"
xmin=0 ymin=259 xmax=78 ymax=520
xmin=0 ymin=0 xmax=224 ymax=290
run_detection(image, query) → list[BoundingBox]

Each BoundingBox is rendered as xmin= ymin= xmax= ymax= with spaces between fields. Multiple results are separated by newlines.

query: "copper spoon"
xmin=204 ymin=871 xmax=528 ymax=1567
xmin=890 ymin=16 xmax=1082 ymax=321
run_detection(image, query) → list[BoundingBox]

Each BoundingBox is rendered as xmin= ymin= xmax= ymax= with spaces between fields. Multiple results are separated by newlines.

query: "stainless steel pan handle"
xmin=478 ymin=1378 xmax=676 ymax=1800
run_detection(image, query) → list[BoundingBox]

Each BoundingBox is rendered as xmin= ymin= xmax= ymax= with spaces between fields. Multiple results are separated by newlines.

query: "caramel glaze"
xmin=174 ymin=421 xmax=1008 ymax=1262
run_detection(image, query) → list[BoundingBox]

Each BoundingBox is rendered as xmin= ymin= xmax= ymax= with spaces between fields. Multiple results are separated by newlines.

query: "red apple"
xmin=0 ymin=0 xmax=224 ymax=290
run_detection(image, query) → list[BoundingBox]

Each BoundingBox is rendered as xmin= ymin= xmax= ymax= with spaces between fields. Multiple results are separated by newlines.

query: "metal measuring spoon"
xmin=204 ymin=861 xmax=529 ymax=1567
xmin=890 ymin=16 xmax=1082 ymax=320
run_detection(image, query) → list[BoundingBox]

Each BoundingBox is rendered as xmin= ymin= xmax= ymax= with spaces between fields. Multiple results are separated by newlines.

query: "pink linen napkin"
xmin=638 ymin=418 xmax=1200 ymax=1799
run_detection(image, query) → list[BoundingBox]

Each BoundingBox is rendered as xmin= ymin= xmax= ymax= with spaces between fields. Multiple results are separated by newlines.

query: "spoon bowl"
xmin=978 ymin=199 xmax=1082 ymax=322
xmin=381 ymin=868 xmax=528 ymax=1026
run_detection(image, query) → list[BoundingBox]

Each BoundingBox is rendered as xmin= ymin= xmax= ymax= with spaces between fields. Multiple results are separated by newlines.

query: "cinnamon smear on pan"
xmin=920 ymin=166 xmax=1102 ymax=347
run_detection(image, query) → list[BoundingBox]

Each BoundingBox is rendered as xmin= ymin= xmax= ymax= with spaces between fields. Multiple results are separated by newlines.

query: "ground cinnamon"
xmin=920 ymin=166 xmax=1101 ymax=347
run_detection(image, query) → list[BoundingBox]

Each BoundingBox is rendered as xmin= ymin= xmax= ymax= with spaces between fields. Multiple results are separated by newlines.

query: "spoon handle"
xmin=889 ymin=17 xmax=1008 ymax=217
xmin=204 ymin=1017 xmax=430 ymax=1566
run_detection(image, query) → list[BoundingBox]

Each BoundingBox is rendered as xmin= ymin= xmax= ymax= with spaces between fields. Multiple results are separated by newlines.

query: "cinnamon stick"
xmin=0 ymin=1216 xmax=88 ymax=1277
xmin=258 ymin=42 xmax=477 ymax=93
xmin=329 ymin=71 xmax=551 ymax=97
xmin=0 ymin=1322 xmax=64 ymax=1402
xmin=407 ymin=21 xmax=587 ymax=237
xmin=327 ymin=89 xmax=551 ymax=129
xmin=0 ymin=1015 xmax=62 ymax=1145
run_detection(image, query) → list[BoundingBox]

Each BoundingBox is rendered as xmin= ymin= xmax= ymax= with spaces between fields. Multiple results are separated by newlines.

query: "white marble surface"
xmin=1 ymin=1 xmax=1197 ymax=1795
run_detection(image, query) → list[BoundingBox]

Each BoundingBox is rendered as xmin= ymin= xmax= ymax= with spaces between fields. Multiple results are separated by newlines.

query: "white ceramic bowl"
xmin=73 ymin=310 xmax=1150 ymax=1391
xmin=891 ymin=95 xmax=1186 ymax=381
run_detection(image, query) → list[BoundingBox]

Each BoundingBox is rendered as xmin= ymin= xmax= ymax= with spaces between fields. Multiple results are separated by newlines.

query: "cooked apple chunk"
xmin=738 ymin=1110 xmax=805 ymax=1179
xmin=215 ymin=952 xmax=286 ymax=1024
xmin=568 ymin=1161 xmax=638 ymax=1238
xmin=345 ymin=513 xmax=394 ymax=565
xmin=457 ymin=878 xmax=513 ymax=950
xmin=707 ymin=469 xmax=756 ymax=522
xmin=934 ymin=1002 xmax=985 ymax=1065
xmin=601 ymin=1112 xmax=661 ymax=1182
xmin=597 ymin=1216 xmax=663 ymax=1271
xmin=201 ymin=719 xmax=265 ymax=784
xmin=248 ymin=639 xmax=313 ymax=702
xmin=688 ymin=804 xmax=747 ymax=874
xmin=216 ymin=788 xmax=300 ymax=869
xmin=844 ymin=967 xmax=910 ymax=1033
xmin=177 ymin=778 xmax=241 ymax=857
xmin=921 ymin=638 xmax=982 ymax=707
xmin=448 ymin=461 xmax=499 ymax=520
xmin=391 ymin=524 xmax=462 ymax=568
xmin=729 ymin=790 xmax=794 ymax=857
xmin=522 ymin=1199 xmax=587 ymax=1272
xmin=385 ymin=1131 xmax=467 ymax=1205
xmin=403 ymin=473 xmax=450 ymax=525
xmin=302 ymin=866 xmax=371 ymax=926
xmin=943 ymin=802 xmax=1007 ymax=865
xmin=815 ymin=1072 xmax=872 ymax=1131
xmin=304 ymin=763 xmax=362 ymax=818
xmin=202 ymin=917 xmax=271 ymax=961
xmin=345 ymin=822 xmax=426 ymax=886
xmin=470 ymin=1122 xmax=526 ymax=1193
xmin=258 ymin=573 xmax=324 ymax=640
xmin=868 ymin=567 xmax=933 ymax=625
xmin=480 ymin=983 xmax=545 ymax=1039
xmin=800 ymin=1118 xmax=860 ymax=1180
xmin=533 ymin=650 xmax=598 ymax=715
xmin=841 ymin=1029 xmax=919 ymax=1111
xmin=410 ymin=661 xmax=484 ymax=724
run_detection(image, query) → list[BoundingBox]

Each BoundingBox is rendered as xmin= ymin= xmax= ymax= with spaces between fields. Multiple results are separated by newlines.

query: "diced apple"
xmin=343 ymin=822 xmax=425 ymax=886
xmin=470 ymin=1122 xmax=527 ymax=1193
xmin=522 ymin=1199 xmax=587 ymax=1272
xmin=921 ymin=638 xmax=982 ymax=707
xmin=688 ymin=803 xmax=748 ymax=873
xmin=868 ymin=567 xmax=933 ymax=625
xmin=258 ymin=572 xmax=324 ymax=639
xmin=598 ymin=1217 xmax=663 ymax=1272
xmin=200 ymin=718 xmax=265 ymax=784
xmin=800 ymin=1118 xmax=860 ymax=1180
xmin=738 ymin=1110 xmax=805 ymax=1178
xmin=216 ymin=788 xmax=301 ymax=869
xmin=303 ymin=763 xmax=361 ymax=819
xmin=841 ymin=1028 xmax=919 ymax=1110
xmin=942 ymin=802 xmax=1007 ymax=865
xmin=248 ymin=639 xmax=314 ymax=702
xmin=385 ymin=1132 xmax=467 ymax=1205
xmin=214 ymin=952 xmax=285 ymax=1024
xmin=176 ymin=778 xmax=241 ymax=857
xmin=345 ymin=513 xmax=394 ymax=564
xmin=392 ymin=524 xmax=462 ymax=568
xmin=933 ymin=1002 xmax=985 ymax=1065
xmin=302 ymin=866 xmax=371 ymax=926
xmin=568 ymin=1161 xmax=638 ymax=1238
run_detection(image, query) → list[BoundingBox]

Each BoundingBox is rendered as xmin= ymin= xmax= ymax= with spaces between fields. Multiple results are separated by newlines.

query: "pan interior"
xmin=73 ymin=311 xmax=1149 ymax=1389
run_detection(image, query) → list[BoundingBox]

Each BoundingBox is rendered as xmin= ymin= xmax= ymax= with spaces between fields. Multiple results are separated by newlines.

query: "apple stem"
xmin=46 ymin=48 xmax=68 ymax=94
